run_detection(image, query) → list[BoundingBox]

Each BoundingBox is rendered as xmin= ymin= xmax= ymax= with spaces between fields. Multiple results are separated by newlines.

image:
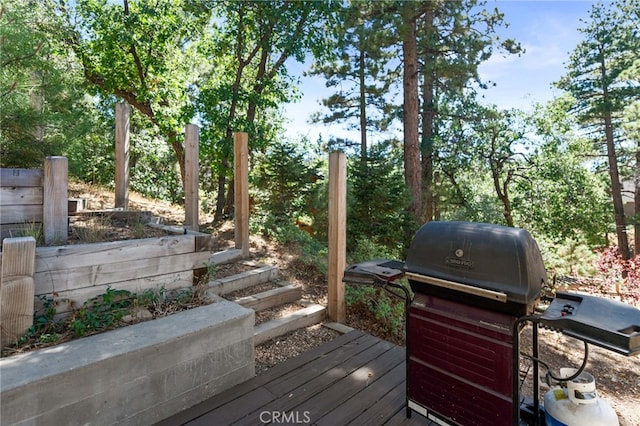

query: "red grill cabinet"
xmin=407 ymin=294 xmax=518 ymax=425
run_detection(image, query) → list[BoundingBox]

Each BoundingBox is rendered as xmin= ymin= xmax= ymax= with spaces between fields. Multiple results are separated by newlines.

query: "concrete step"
xmin=253 ymin=303 xmax=327 ymax=346
xmin=207 ymin=264 xmax=279 ymax=296
xmin=233 ymin=283 xmax=302 ymax=312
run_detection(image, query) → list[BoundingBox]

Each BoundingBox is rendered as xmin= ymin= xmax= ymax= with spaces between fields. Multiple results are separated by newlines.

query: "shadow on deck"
xmin=157 ymin=330 xmax=433 ymax=425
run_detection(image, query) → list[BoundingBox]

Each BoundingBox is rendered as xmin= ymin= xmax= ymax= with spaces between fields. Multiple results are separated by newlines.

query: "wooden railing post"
xmin=43 ymin=156 xmax=68 ymax=245
xmin=185 ymin=124 xmax=199 ymax=231
xmin=234 ymin=132 xmax=249 ymax=257
xmin=328 ymin=151 xmax=346 ymax=322
xmin=0 ymin=236 xmax=36 ymax=348
xmin=115 ymin=102 xmax=130 ymax=210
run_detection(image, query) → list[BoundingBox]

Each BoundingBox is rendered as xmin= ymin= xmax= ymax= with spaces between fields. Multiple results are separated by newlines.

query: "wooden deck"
xmin=158 ymin=330 xmax=433 ymax=425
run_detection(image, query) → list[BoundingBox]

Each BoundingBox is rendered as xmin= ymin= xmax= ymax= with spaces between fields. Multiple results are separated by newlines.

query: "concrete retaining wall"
xmin=0 ymin=300 xmax=254 ymax=425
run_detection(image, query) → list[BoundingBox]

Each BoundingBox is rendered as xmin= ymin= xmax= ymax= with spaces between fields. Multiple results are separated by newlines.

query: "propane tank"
xmin=543 ymin=368 xmax=619 ymax=426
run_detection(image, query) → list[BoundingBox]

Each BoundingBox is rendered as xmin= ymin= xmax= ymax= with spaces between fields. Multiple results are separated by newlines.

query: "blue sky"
xmin=283 ymin=0 xmax=602 ymax=142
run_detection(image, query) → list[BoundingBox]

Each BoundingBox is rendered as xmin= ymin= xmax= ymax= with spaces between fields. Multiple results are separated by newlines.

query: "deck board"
xmin=158 ymin=330 xmax=432 ymax=426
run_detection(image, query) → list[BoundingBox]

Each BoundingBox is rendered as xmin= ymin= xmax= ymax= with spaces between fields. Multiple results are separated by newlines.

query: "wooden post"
xmin=185 ymin=124 xmax=199 ymax=231
xmin=328 ymin=151 xmax=347 ymax=323
xmin=234 ymin=132 xmax=250 ymax=257
xmin=43 ymin=156 xmax=68 ymax=245
xmin=0 ymin=237 xmax=36 ymax=348
xmin=115 ymin=102 xmax=130 ymax=210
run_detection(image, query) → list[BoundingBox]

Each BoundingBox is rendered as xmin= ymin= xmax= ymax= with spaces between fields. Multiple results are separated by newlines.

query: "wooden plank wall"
xmin=31 ymin=234 xmax=212 ymax=315
xmin=0 ymin=168 xmax=44 ymax=240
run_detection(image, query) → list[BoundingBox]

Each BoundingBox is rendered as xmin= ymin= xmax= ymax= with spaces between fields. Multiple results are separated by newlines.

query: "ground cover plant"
xmin=1 ymin=284 xmax=210 ymax=357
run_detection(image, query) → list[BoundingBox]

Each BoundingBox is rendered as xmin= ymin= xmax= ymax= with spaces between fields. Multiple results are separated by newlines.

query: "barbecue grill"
xmin=343 ymin=221 xmax=640 ymax=426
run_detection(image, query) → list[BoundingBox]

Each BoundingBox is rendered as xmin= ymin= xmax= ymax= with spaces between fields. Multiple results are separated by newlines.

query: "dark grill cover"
xmin=405 ymin=221 xmax=546 ymax=313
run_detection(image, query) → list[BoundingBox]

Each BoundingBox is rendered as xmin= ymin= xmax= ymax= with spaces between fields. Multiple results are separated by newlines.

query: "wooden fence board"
xmin=34 ymin=235 xmax=196 ymax=270
xmin=0 ymin=169 xmax=43 ymax=187
xmin=0 ymin=205 xmax=43 ymax=224
xmin=0 ymin=187 xmax=43 ymax=206
xmin=34 ymin=251 xmax=211 ymax=293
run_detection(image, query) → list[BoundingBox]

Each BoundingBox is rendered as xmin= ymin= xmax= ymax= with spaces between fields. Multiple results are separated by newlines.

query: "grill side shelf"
xmin=343 ymin=260 xmax=405 ymax=285
xmin=539 ymin=292 xmax=640 ymax=356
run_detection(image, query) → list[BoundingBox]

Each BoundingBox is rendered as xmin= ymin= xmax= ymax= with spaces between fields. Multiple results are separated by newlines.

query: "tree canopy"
xmin=1 ymin=0 xmax=637 ymax=268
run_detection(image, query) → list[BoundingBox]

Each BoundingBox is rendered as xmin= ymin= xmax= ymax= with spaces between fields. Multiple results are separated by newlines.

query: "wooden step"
xmin=254 ymin=303 xmax=327 ymax=346
xmin=209 ymin=249 xmax=244 ymax=265
xmin=207 ymin=264 xmax=279 ymax=296
xmin=233 ymin=283 xmax=302 ymax=312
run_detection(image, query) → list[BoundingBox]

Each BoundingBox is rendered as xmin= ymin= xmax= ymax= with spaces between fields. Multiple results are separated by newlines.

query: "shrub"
xmin=593 ymin=246 xmax=640 ymax=306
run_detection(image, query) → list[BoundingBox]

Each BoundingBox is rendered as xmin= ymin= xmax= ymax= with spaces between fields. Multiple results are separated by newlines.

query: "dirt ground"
xmin=62 ymin=183 xmax=640 ymax=425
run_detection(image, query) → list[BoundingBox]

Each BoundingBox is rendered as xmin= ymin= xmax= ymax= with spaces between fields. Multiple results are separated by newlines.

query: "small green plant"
xmin=15 ymin=220 xmax=43 ymax=243
xmin=70 ymin=288 xmax=133 ymax=337
xmin=71 ymin=214 xmax=112 ymax=242
xmin=201 ymin=260 xmax=218 ymax=283
xmin=3 ymin=283 xmax=214 ymax=358
xmin=130 ymin=217 xmax=148 ymax=239
xmin=15 ymin=296 xmax=61 ymax=347
xmin=346 ymin=283 xmax=408 ymax=341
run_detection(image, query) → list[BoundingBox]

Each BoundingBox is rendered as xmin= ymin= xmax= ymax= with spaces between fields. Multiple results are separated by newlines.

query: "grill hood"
xmin=405 ymin=221 xmax=547 ymax=315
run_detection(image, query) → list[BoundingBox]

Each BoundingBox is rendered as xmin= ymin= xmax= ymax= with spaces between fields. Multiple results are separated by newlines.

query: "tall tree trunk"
xmin=402 ymin=2 xmax=421 ymax=225
xmin=491 ymin=166 xmax=514 ymax=227
xmin=635 ymin=141 xmax=640 ymax=256
xmin=358 ymin=48 xmax=368 ymax=162
xmin=30 ymin=71 xmax=44 ymax=143
xmin=167 ymin=130 xmax=186 ymax=187
xmin=603 ymin=111 xmax=630 ymax=259
xmin=601 ymin=55 xmax=630 ymax=259
xmin=420 ymin=6 xmax=436 ymax=223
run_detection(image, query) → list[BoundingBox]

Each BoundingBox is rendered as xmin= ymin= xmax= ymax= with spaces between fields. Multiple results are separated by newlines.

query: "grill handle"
xmin=405 ymin=272 xmax=508 ymax=303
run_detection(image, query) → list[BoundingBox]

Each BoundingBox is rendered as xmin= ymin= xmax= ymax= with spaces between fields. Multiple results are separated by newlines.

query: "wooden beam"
xmin=0 ymin=187 xmax=44 ymax=206
xmin=43 ymin=156 xmax=68 ymax=245
xmin=234 ymin=132 xmax=250 ymax=257
xmin=1 ymin=236 xmax=36 ymax=348
xmin=184 ymin=124 xmax=200 ymax=231
xmin=328 ymin=151 xmax=346 ymax=323
xmin=0 ymin=168 xmax=43 ymax=187
xmin=34 ymin=235 xmax=196 ymax=271
xmin=33 ymin=251 xmax=212 ymax=294
xmin=115 ymin=102 xmax=130 ymax=210
xmin=0 ymin=205 xmax=43 ymax=224
xmin=1 ymin=237 xmax=36 ymax=277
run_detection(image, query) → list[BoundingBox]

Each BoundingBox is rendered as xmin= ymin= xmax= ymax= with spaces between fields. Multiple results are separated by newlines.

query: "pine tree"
xmin=556 ymin=0 xmax=640 ymax=260
xmin=309 ymin=2 xmax=397 ymax=162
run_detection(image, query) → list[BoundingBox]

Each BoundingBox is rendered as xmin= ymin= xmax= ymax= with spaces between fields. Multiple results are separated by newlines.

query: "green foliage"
xmin=535 ymin=235 xmax=598 ymax=278
xmin=554 ymin=0 xmax=639 ymax=257
xmin=5 ymin=285 xmax=207 ymax=355
xmin=347 ymin=141 xmax=412 ymax=251
xmin=556 ymin=0 xmax=639 ymax=128
xmin=1 ymin=0 xmax=99 ymax=168
xmin=70 ymin=288 xmax=133 ymax=337
xmin=309 ymin=1 xmax=398 ymax=154
xmin=195 ymin=1 xmax=340 ymax=217
xmin=345 ymin=234 xmax=408 ymax=341
xmin=252 ymin=139 xmax=322 ymax=226
xmin=345 ymin=284 xmax=406 ymax=338
xmin=514 ymin=98 xmax=612 ymax=246
xmin=252 ymin=214 xmax=328 ymax=275
xmin=16 ymin=295 xmax=60 ymax=347
xmin=129 ymin=127 xmax=182 ymax=202
xmin=15 ymin=221 xmax=43 ymax=244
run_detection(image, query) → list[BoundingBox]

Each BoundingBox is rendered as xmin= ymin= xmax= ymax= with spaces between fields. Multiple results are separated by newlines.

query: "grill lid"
xmin=405 ymin=221 xmax=546 ymax=308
